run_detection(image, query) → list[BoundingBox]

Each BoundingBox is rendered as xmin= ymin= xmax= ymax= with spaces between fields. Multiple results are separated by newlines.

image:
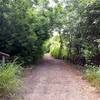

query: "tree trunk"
xmin=68 ymin=33 xmax=72 ymax=57
xmin=58 ymin=32 xmax=63 ymax=59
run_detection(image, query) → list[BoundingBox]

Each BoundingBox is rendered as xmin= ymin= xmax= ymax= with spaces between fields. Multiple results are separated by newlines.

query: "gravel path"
xmin=21 ymin=54 xmax=100 ymax=100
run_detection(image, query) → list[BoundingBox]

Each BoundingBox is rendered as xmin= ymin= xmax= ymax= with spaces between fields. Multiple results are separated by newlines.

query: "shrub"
xmin=50 ymin=45 xmax=60 ymax=59
xmin=61 ymin=47 xmax=69 ymax=59
xmin=0 ymin=63 xmax=22 ymax=96
xmin=84 ymin=65 xmax=100 ymax=90
xmin=43 ymin=39 xmax=51 ymax=53
xmin=45 ymin=34 xmax=68 ymax=59
xmin=0 ymin=0 xmax=49 ymax=64
xmin=50 ymin=45 xmax=68 ymax=59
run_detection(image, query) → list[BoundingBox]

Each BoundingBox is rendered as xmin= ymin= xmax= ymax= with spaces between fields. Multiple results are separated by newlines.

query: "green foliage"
xmin=0 ymin=0 xmax=99 ymax=65
xmin=45 ymin=34 xmax=68 ymax=59
xmin=0 ymin=0 xmax=99 ymax=93
xmin=0 ymin=63 xmax=22 ymax=95
xmin=50 ymin=0 xmax=100 ymax=64
xmin=0 ymin=0 xmax=50 ymax=64
xmin=50 ymin=45 xmax=60 ymax=59
xmin=43 ymin=40 xmax=51 ymax=53
xmin=84 ymin=65 xmax=100 ymax=89
xmin=61 ymin=47 xmax=68 ymax=59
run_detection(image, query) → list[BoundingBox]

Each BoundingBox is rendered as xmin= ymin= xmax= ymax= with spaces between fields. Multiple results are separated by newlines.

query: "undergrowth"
xmin=0 ymin=62 xmax=22 ymax=96
xmin=84 ymin=65 xmax=100 ymax=90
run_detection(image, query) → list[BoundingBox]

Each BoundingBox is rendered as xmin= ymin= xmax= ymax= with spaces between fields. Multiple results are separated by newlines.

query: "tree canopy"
xmin=0 ymin=0 xmax=51 ymax=64
xmin=0 ymin=0 xmax=99 ymax=64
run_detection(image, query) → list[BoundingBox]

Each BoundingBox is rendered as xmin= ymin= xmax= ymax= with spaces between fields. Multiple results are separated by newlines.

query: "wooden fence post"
xmin=0 ymin=52 xmax=10 ymax=65
xmin=2 ymin=56 xmax=5 ymax=65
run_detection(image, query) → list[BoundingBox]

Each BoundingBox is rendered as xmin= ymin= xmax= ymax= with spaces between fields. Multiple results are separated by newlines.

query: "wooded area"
xmin=0 ymin=0 xmax=100 ymax=99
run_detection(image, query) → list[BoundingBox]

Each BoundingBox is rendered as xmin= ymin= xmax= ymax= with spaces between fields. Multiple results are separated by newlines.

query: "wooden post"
xmin=0 ymin=52 xmax=10 ymax=64
xmin=2 ymin=56 xmax=5 ymax=65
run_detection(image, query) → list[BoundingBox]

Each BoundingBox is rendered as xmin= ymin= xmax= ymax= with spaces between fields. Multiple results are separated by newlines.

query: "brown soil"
xmin=21 ymin=54 xmax=100 ymax=100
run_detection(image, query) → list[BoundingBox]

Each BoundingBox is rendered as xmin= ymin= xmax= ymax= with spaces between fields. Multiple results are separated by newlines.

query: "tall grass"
xmin=50 ymin=45 xmax=60 ymax=58
xmin=0 ymin=62 xmax=22 ymax=96
xmin=43 ymin=34 xmax=68 ymax=59
xmin=84 ymin=65 xmax=100 ymax=90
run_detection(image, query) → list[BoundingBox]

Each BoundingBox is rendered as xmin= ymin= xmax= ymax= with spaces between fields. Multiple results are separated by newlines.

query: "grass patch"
xmin=0 ymin=62 xmax=22 ymax=97
xmin=84 ymin=65 xmax=100 ymax=90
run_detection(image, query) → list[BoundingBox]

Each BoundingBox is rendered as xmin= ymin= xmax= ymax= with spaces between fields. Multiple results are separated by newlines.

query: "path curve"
xmin=22 ymin=54 xmax=100 ymax=100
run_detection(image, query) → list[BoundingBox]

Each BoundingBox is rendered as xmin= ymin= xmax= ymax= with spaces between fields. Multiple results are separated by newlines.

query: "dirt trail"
xmin=21 ymin=54 xmax=100 ymax=100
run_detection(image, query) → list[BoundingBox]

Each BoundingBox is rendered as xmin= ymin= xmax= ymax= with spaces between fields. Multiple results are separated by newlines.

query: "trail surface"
xmin=22 ymin=54 xmax=100 ymax=100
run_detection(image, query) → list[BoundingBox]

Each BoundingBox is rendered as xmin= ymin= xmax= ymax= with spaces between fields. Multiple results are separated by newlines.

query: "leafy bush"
xmin=84 ymin=65 xmax=100 ymax=90
xmin=43 ymin=40 xmax=51 ymax=53
xmin=61 ymin=46 xmax=69 ymax=59
xmin=50 ymin=45 xmax=60 ymax=59
xmin=50 ymin=43 xmax=68 ymax=59
xmin=0 ymin=0 xmax=49 ymax=64
xmin=0 ymin=63 xmax=22 ymax=96
xmin=44 ymin=34 xmax=68 ymax=59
